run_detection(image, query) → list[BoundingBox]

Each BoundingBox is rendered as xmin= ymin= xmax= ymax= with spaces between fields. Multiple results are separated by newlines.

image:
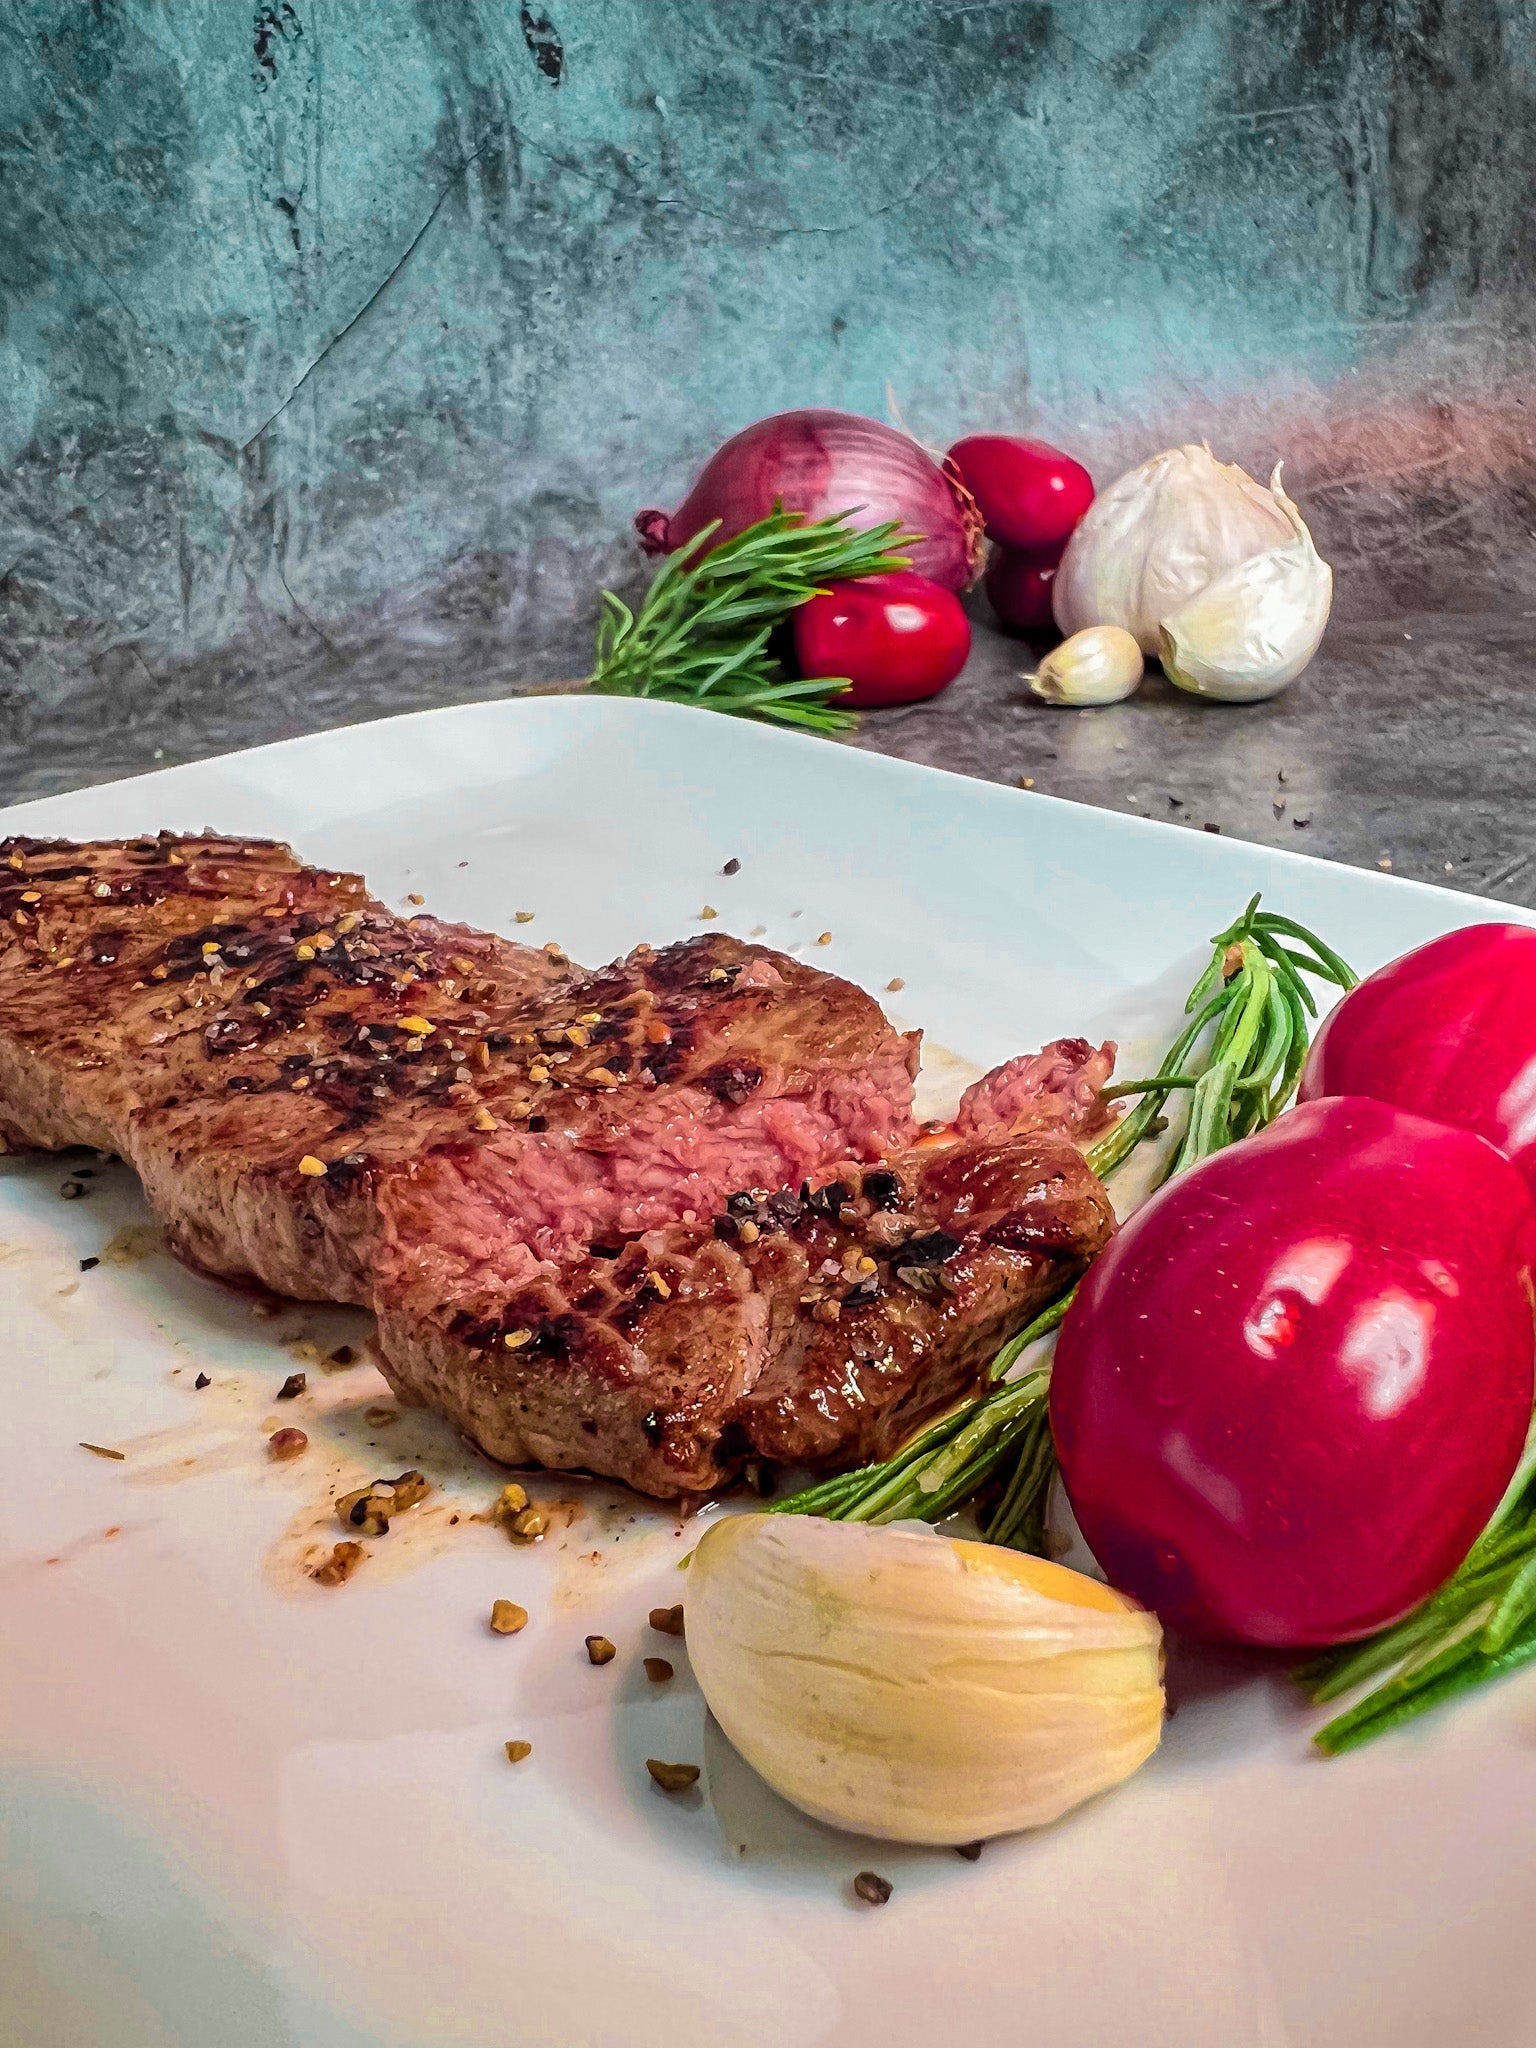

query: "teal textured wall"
xmin=3 ymin=0 xmax=1534 ymax=693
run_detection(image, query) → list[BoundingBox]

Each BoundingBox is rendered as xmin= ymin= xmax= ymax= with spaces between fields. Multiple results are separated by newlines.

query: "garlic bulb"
xmin=1158 ymin=469 xmax=1332 ymax=701
xmin=1053 ymin=444 xmax=1296 ymax=652
xmin=1026 ymin=626 xmax=1143 ymax=707
xmin=686 ymin=1513 xmax=1164 ymax=1845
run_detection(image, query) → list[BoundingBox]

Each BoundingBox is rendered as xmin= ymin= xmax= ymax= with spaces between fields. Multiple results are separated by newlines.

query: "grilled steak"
xmin=0 ymin=830 xmax=1114 ymax=1497
xmin=0 ymin=832 xmax=916 ymax=1292
xmin=379 ymin=1136 xmax=1114 ymax=1494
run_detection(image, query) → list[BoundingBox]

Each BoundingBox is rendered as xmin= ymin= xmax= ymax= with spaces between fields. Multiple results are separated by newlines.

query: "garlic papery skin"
xmin=686 ymin=1513 xmax=1164 ymax=1846
xmin=1053 ymin=443 xmax=1295 ymax=651
xmin=1158 ymin=469 xmax=1332 ymax=702
xmin=1027 ymin=626 xmax=1144 ymax=706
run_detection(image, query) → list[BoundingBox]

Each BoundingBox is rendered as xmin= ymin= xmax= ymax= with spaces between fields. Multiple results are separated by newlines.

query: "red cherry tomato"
xmin=984 ymin=546 xmax=1061 ymax=634
xmin=946 ymin=435 xmax=1095 ymax=554
xmin=1300 ymin=923 xmax=1536 ymax=1198
xmin=792 ymin=571 xmax=970 ymax=710
xmin=1050 ymin=1096 xmax=1536 ymax=1648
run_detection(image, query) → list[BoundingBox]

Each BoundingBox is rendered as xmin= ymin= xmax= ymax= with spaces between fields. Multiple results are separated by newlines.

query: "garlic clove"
xmin=1158 ymin=468 xmax=1332 ymax=702
xmin=1026 ymin=625 xmax=1144 ymax=707
xmin=1053 ymin=443 xmax=1296 ymax=652
xmin=686 ymin=1513 xmax=1164 ymax=1845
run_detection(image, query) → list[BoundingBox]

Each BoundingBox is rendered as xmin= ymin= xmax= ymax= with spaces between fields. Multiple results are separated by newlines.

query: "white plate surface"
xmin=3 ymin=696 xmax=1534 ymax=2048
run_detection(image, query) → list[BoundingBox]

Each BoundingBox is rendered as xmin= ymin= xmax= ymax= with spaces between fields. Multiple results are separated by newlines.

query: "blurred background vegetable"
xmin=1053 ymin=444 xmax=1296 ymax=649
xmin=953 ymin=434 xmax=1095 ymax=646
xmin=946 ymin=435 xmax=1095 ymax=554
xmin=635 ymin=409 xmax=982 ymax=593
xmin=984 ymin=547 xmax=1062 ymax=634
xmin=1157 ymin=470 xmax=1332 ymax=701
xmin=623 ymin=414 xmax=1340 ymax=723
xmin=1050 ymin=444 xmax=1332 ymax=701
xmin=589 ymin=507 xmax=910 ymax=731
xmin=1026 ymin=625 xmax=1144 ymax=706
xmin=792 ymin=570 xmax=970 ymax=708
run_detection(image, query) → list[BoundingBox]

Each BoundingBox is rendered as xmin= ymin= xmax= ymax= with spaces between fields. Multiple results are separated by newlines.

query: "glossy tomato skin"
xmin=1299 ymin=923 xmax=1536 ymax=1197
xmin=792 ymin=571 xmax=970 ymax=710
xmin=1051 ymin=1097 xmax=1536 ymax=1647
xmin=984 ymin=547 xmax=1061 ymax=634
xmin=947 ymin=436 xmax=1095 ymax=554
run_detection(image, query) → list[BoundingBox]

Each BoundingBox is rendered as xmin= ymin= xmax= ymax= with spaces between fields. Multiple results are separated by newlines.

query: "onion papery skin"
xmin=1051 ymin=1096 xmax=1536 ymax=1649
xmin=985 ymin=546 xmax=1062 ymax=634
xmin=1299 ymin=923 xmax=1536 ymax=1198
xmin=792 ymin=571 xmax=970 ymax=709
xmin=636 ymin=410 xmax=983 ymax=592
xmin=947 ymin=435 xmax=1095 ymax=554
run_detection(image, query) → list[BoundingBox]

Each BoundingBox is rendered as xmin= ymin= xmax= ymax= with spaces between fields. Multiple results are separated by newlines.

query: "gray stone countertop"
xmin=3 ymin=587 xmax=1532 ymax=907
xmin=855 ymin=597 xmax=1536 ymax=905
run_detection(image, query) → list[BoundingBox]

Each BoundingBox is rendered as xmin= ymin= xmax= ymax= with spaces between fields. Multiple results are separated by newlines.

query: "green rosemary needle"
xmin=588 ymin=508 xmax=912 ymax=733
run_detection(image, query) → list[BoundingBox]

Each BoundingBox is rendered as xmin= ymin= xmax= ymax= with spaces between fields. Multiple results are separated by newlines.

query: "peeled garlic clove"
xmin=1158 ymin=468 xmax=1332 ymax=702
xmin=1053 ymin=444 xmax=1295 ymax=651
xmin=686 ymin=1513 xmax=1164 ymax=1846
xmin=1026 ymin=626 xmax=1143 ymax=707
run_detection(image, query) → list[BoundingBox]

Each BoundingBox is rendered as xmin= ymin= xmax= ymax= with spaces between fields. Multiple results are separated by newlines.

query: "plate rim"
xmin=0 ymin=691 xmax=1522 ymax=926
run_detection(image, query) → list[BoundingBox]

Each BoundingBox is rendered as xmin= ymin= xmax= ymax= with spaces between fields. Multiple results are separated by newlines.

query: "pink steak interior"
xmin=376 ymin=1046 xmax=918 ymax=1305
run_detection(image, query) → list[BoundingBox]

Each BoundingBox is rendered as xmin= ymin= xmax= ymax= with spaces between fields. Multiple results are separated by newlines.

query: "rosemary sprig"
xmin=766 ymin=1372 xmax=1053 ymax=1529
xmin=588 ymin=508 xmax=912 ymax=733
xmin=1301 ymin=1422 xmax=1536 ymax=1753
xmin=771 ymin=896 xmax=1355 ymax=1547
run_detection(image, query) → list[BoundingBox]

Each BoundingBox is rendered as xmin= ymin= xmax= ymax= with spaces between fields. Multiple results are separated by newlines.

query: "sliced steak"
xmin=0 ymin=829 xmax=1110 ymax=1498
xmin=730 ymin=1134 xmax=1114 ymax=1469
xmin=376 ymin=1136 xmax=1114 ymax=1496
xmin=954 ymin=1038 xmax=1117 ymax=1142
xmin=0 ymin=832 xmax=573 ymax=1296
xmin=373 ymin=935 xmax=918 ymax=1307
xmin=0 ymin=826 xmax=916 ymax=1282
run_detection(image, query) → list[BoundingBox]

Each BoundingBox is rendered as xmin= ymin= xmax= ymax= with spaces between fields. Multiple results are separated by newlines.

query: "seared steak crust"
xmin=0 ymin=832 xmax=571 ymax=1295
xmin=0 ymin=833 xmax=915 ymax=1293
xmin=0 ymin=830 xmax=1111 ymax=1498
xmin=378 ymin=1137 xmax=1113 ymax=1495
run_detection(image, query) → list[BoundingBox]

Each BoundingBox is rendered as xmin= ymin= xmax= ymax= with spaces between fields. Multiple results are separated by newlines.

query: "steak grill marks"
xmin=0 ymin=831 xmax=1114 ymax=1496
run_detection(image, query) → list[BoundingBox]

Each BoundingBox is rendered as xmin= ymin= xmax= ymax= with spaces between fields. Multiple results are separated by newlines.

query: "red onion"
xmin=1051 ymin=1096 xmax=1536 ymax=1647
xmin=636 ymin=410 xmax=983 ymax=592
xmin=1299 ymin=923 xmax=1536 ymax=1195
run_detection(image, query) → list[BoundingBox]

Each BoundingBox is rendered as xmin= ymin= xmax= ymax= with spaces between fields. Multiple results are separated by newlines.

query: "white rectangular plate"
xmin=3 ymin=697 xmax=1533 ymax=2048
